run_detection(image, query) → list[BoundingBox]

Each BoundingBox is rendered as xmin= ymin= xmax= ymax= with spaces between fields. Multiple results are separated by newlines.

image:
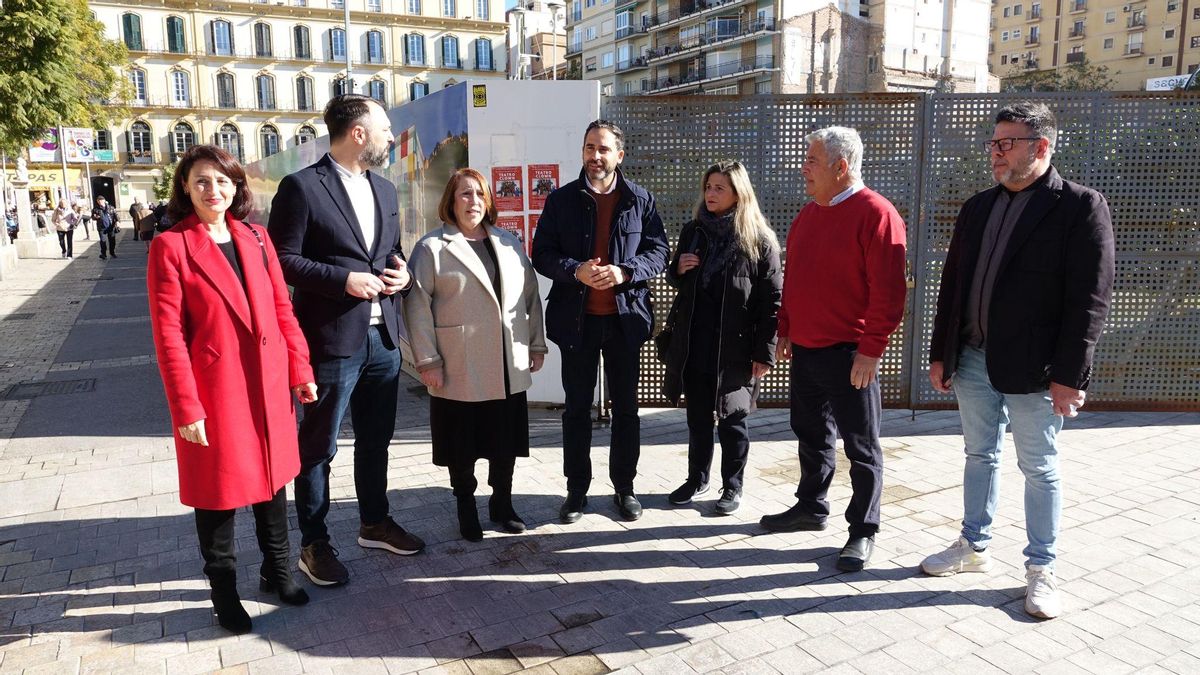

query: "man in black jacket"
xmin=268 ymin=94 xmax=424 ymax=587
xmin=93 ymin=196 xmax=119 ymax=260
xmin=920 ymin=102 xmax=1115 ymax=620
xmin=532 ymin=120 xmax=670 ymax=524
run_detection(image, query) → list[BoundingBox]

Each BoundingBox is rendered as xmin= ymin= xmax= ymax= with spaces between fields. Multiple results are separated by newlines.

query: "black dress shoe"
xmin=559 ymin=492 xmax=588 ymax=524
xmin=614 ymin=492 xmax=642 ymax=521
xmin=836 ymin=535 xmax=875 ymax=572
xmin=759 ymin=503 xmax=827 ymax=532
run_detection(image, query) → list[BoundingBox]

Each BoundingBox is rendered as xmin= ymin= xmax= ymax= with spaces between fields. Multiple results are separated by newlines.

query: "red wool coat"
xmin=148 ymin=214 xmax=314 ymax=510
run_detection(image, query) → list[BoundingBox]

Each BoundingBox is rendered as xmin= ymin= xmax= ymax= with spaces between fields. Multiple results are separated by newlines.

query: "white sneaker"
xmin=920 ymin=536 xmax=993 ymax=576
xmin=1025 ymin=565 xmax=1062 ymax=619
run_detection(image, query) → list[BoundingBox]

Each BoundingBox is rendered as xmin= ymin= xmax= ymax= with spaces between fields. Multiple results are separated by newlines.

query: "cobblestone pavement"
xmin=0 ymin=237 xmax=1198 ymax=674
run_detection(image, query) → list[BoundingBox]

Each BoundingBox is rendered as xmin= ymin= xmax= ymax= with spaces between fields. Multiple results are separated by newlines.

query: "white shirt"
xmin=828 ymin=181 xmax=865 ymax=206
xmin=330 ymin=155 xmax=383 ymax=324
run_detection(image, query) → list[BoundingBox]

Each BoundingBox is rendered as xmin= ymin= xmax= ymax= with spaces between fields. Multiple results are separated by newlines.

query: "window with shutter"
xmin=122 ymin=14 xmax=143 ymax=50
xmin=167 ymin=17 xmax=186 ymax=53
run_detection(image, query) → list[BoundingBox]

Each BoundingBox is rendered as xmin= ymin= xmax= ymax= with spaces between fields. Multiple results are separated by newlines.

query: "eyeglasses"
xmin=983 ymin=137 xmax=1041 ymax=153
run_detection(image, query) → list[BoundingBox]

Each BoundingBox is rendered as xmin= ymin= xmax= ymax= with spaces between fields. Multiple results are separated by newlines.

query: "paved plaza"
xmin=0 ymin=235 xmax=1198 ymax=674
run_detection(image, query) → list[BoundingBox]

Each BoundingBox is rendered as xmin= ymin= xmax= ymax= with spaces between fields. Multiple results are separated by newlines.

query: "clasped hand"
xmin=345 ymin=256 xmax=411 ymax=300
xmin=576 ymin=258 xmax=626 ymax=289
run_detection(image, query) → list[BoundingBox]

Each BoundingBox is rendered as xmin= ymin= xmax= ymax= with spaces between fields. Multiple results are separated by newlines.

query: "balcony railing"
xmin=565 ymin=41 xmax=583 ymax=56
xmin=1027 ymin=7 xmax=1041 ymax=19
xmin=615 ymin=56 xmax=649 ymax=71
xmin=1065 ymin=51 xmax=1086 ymax=63
xmin=647 ymin=0 xmax=751 ymax=29
xmin=647 ymin=18 xmax=776 ymax=61
xmin=1124 ymin=44 xmax=1144 ymax=55
xmin=616 ymin=23 xmax=650 ymax=39
xmin=1024 ymin=59 xmax=1040 ymax=69
xmin=113 ymin=96 xmax=320 ymax=115
xmin=1025 ymin=35 xmax=1039 ymax=44
xmin=1068 ymin=27 xmax=1085 ymax=38
xmin=647 ymin=54 xmax=774 ymax=92
xmin=1127 ymin=15 xmax=1146 ymax=28
xmin=1069 ymin=0 xmax=1086 ymax=11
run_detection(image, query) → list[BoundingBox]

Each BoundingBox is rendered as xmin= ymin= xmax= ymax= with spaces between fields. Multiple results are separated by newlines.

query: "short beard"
xmin=361 ymin=143 xmax=389 ymax=169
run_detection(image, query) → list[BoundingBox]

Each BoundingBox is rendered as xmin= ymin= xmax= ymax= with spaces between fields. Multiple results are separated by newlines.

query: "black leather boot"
xmin=458 ymin=497 xmax=483 ymax=542
xmin=488 ymin=490 xmax=526 ymax=533
xmin=209 ymin=572 xmax=252 ymax=634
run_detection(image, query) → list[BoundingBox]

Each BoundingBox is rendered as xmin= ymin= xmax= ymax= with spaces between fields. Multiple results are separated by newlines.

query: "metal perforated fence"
xmin=603 ymin=91 xmax=1200 ymax=411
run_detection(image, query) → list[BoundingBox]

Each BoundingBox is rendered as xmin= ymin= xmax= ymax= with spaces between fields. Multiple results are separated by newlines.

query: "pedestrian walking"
xmin=268 ymin=94 xmax=425 ymax=587
xmin=404 ymin=169 xmax=548 ymax=542
xmin=52 ymin=201 xmax=73 ymax=259
xmin=93 ymin=196 xmax=119 ymax=259
xmin=147 ymin=144 xmax=318 ymax=634
xmin=660 ymin=160 xmax=782 ymax=516
xmin=134 ymin=200 xmax=156 ymax=252
xmin=759 ymin=126 xmax=908 ymax=573
xmin=920 ymin=102 xmax=1115 ymax=620
xmin=532 ymin=120 xmax=670 ymax=524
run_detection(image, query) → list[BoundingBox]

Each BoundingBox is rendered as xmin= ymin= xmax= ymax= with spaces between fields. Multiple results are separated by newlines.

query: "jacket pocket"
xmin=194 ymin=344 xmax=220 ymax=370
xmin=434 ymin=325 xmax=466 ymax=378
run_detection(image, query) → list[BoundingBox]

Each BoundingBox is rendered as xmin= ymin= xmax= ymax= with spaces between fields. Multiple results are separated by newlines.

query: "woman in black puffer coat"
xmin=661 ymin=160 xmax=782 ymax=515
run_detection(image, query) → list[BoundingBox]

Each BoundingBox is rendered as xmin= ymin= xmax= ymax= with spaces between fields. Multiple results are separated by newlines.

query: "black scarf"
xmin=696 ymin=208 xmax=737 ymax=290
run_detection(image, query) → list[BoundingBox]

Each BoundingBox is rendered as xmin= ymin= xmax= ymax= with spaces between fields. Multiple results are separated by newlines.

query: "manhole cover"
xmin=2 ymin=314 xmax=34 ymax=321
xmin=2 ymin=379 xmax=97 ymax=400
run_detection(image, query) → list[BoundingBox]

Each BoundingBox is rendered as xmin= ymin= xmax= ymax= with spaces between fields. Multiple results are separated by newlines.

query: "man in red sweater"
xmin=760 ymin=126 xmax=907 ymax=572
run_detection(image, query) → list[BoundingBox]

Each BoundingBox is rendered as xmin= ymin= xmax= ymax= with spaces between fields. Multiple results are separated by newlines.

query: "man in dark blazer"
xmin=920 ymin=102 xmax=1115 ymax=620
xmin=268 ymin=94 xmax=425 ymax=587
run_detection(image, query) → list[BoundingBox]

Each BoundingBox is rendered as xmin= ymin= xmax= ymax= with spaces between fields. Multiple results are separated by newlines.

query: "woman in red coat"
xmin=148 ymin=145 xmax=317 ymax=634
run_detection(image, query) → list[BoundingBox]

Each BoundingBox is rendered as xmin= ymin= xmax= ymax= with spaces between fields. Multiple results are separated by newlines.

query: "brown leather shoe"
xmin=358 ymin=516 xmax=425 ymax=556
xmin=298 ymin=540 xmax=349 ymax=587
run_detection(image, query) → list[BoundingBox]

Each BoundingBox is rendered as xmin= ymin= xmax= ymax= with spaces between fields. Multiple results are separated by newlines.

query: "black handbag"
xmin=653 ymin=295 xmax=681 ymax=364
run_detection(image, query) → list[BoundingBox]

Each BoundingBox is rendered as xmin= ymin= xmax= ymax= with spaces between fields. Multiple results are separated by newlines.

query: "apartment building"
xmin=567 ymin=0 xmax=995 ymax=96
xmin=53 ymin=0 xmax=506 ymax=205
xmin=507 ymin=0 xmax=569 ymax=79
xmin=990 ymin=0 xmax=1200 ymax=89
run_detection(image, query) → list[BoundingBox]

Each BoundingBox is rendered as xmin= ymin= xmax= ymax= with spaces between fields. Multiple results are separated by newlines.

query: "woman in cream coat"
xmin=405 ymin=168 xmax=548 ymax=542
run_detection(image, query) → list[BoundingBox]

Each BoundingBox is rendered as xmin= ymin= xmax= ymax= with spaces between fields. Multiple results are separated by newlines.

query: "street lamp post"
xmin=546 ymin=1 xmax=564 ymax=80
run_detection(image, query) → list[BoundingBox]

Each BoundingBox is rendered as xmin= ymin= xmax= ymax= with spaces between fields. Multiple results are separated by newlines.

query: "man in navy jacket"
xmin=268 ymin=94 xmax=425 ymax=588
xmin=532 ymin=120 xmax=670 ymax=524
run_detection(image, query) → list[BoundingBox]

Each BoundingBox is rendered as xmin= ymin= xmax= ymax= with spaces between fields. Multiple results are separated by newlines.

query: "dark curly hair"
xmin=166 ymin=144 xmax=253 ymax=223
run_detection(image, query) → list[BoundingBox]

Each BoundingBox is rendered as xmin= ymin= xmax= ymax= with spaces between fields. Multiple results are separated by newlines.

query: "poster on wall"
xmin=526 ymin=213 xmax=539 ymax=257
xmin=495 ymin=214 xmax=526 ymax=250
xmin=63 ymin=128 xmax=95 ymax=163
xmin=28 ymin=129 xmax=59 ymax=163
xmin=491 ymin=166 xmax=524 ymax=212
xmin=526 ymin=164 xmax=559 ymax=211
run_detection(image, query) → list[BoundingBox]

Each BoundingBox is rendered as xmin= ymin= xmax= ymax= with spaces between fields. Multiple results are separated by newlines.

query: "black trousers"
xmin=560 ymin=314 xmax=641 ymax=494
xmin=194 ymin=487 xmax=289 ymax=582
xmin=57 ymin=230 xmax=73 ymax=257
xmin=684 ymin=367 xmax=750 ymax=491
xmin=788 ymin=343 xmax=883 ymax=538
xmin=98 ymin=229 xmax=117 ymax=257
xmin=448 ymin=456 xmax=516 ymax=498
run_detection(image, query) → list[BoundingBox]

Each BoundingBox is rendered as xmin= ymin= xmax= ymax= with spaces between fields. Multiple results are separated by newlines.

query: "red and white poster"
xmin=526 ymin=164 xmax=559 ymax=211
xmin=491 ymin=166 xmax=524 ymax=212
xmin=526 ymin=213 xmax=539 ymax=257
xmin=495 ymin=214 xmax=526 ymax=251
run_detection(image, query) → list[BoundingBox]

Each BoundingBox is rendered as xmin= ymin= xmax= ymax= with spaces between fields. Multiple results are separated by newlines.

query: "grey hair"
xmin=805 ymin=126 xmax=863 ymax=180
xmin=995 ymin=101 xmax=1057 ymax=152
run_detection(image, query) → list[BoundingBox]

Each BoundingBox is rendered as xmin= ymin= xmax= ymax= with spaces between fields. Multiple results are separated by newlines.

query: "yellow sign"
xmin=472 ymin=85 xmax=488 ymax=108
xmin=4 ymin=168 xmax=83 ymax=190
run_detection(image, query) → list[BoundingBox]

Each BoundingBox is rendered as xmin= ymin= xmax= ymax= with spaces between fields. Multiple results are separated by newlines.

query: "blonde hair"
xmin=693 ymin=160 xmax=778 ymax=263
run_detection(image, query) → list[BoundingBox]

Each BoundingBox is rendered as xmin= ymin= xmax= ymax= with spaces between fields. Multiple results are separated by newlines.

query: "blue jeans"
xmin=559 ymin=314 xmax=641 ymax=494
xmin=953 ymin=346 xmax=1063 ymax=568
xmin=295 ymin=325 xmax=399 ymax=547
